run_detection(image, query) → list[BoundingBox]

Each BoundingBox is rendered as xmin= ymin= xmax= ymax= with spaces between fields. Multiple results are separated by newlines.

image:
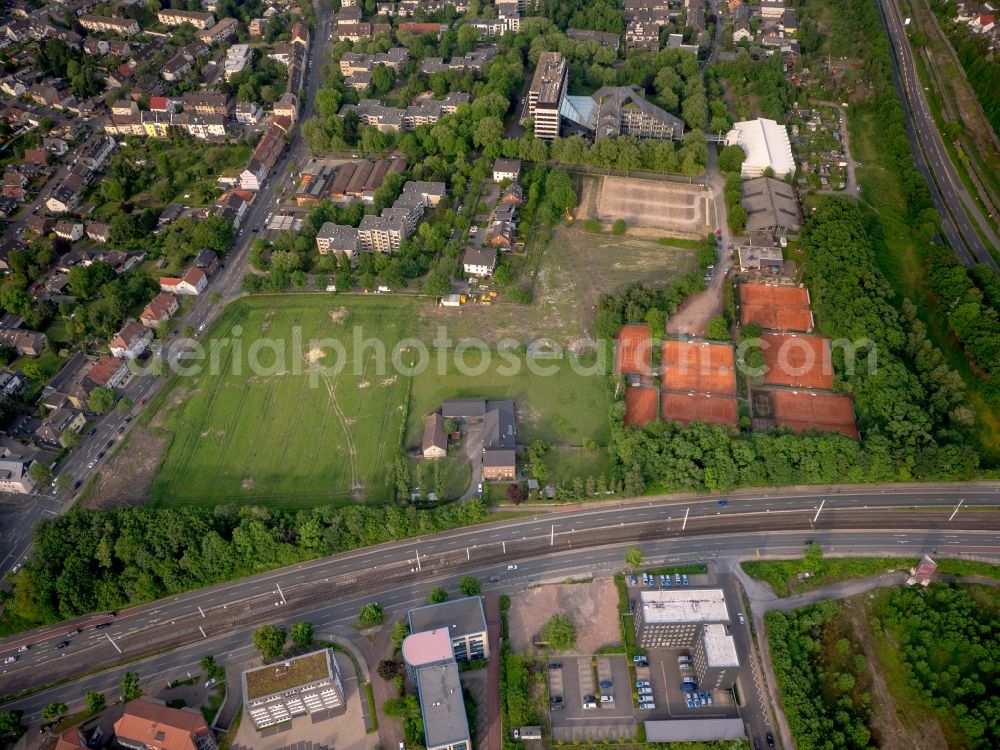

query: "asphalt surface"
xmin=1 ymin=485 xmax=997 ymax=698
xmin=0 ymin=522 xmax=995 ymax=739
xmin=878 ymin=0 xmax=999 ymax=269
xmin=0 ymin=10 xmax=336 ymax=580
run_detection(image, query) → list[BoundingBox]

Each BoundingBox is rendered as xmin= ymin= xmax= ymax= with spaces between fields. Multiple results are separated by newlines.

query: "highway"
xmin=878 ymin=0 xmax=999 ymax=269
xmin=1 ymin=485 xmax=997 ymax=701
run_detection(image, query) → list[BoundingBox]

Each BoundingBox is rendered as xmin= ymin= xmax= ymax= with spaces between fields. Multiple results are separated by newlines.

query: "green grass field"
xmin=404 ymin=351 xmax=612 ymax=450
xmin=150 ymin=296 xmax=416 ymax=507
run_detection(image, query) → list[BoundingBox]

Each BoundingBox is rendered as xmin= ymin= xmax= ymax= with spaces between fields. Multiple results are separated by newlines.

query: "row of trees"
xmin=4 ymin=500 xmax=488 ymax=629
xmin=922 ymin=248 xmax=1000 ymax=405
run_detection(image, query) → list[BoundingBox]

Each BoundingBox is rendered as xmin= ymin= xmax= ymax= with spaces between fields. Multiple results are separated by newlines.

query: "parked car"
xmin=205 ymin=677 xmax=218 ymax=689
xmin=659 ymin=574 xmax=668 ymax=587
xmin=766 ymin=734 xmax=774 ymax=748
xmin=754 ymin=740 xmax=762 ymax=750
xmin=600 ymin=694 xmax=613 ymax=703
xmin=638 ymin=687 xmax=653 ymax=696
xmin=635 ymin=680 xmax=651 ymax=687
xmin=598 ymin=680 xmax=612 ymax=689
xmin=638 ymin=702 xmax=656 ymax=710
xmin=548 ymin=662 xmax=562 ymax=670
xmin=105 ymin=440 xmax=113 ymax=449
xmin=582 ymin=701 xmax=597 ymax=710
xmin=674 ymin=574 xmax=682 ymax=585
xmin=737 ymin=612 xmax=746 ymax=625
xmin=9 ymin=563 xmax=21 ymax=575
xmin=629 ymin=575 xmax=638 ymax=585
xmin=682 ymin=574 xmax=689 ymax=586
xmin=632 ymin=655 xmax=648 ymax=664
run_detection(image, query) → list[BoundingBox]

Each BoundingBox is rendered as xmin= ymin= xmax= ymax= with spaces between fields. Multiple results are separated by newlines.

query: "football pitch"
xmin=149 ymin=296 xmax=415 ymax=507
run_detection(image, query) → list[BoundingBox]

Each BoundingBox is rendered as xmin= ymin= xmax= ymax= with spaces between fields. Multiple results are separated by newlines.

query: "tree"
xmin=371 ymin=64 xmax=394 ymax=95
xmin=88 ymin=386 xmax=116 ymax=414
xmin=506 ymin=482 xmax=524 ymax=505
xmin=612 ymin=219 xmax=627 ymax=235
xmin=359 ymin=602 xmax=385 ymax=627
xmin=0 ymin=710 xmax=22 ymax=736
xmin=541 ymin=614 xmax=577 ymax=651
xmin=459 ymin=576 xmax=481 ymax=597
xmin=199 ymin=655 xmax=216 ymax=673
xmin=28 ymin=462 xmax=51 ymax=487
xmin=428 ymin=587 xmax=449 ymax=604
xmin=120 ymin=671 xmax=141 ymax=701
xmin=60 ymin=427 xmax=80 ymax=449
xmin=54 ymin=474 xmax=73 ymax=492
xmin=391 ymin=620 xmax=409 ymax=651
xmin=803 ymin=541 xmax=824 ymax=573
xmin=378 ymin=659 xmax=401 ymax=680
xmin=624 ymin=547 xmax=644 ymax=569
xmin=41 ymin=702 xmax=67 ymax=721
xmin=253 ymin=625 xmax=286 ymax=661
xmin=84 ymin=691 xmax=105 ymax=714
xmin=717 ymin=144 xmax=746 ymax=175
xmin=705 ymin=316 xmax=730 ymax=340
xmin=291 ymin=621 xmax=314 ymax=647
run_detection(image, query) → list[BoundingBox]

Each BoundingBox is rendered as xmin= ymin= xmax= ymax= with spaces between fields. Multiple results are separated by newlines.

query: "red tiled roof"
xmin=88 ymin=355 xmax=126 ymax=386
xmin=114 ymin=699 xmax=213 ymax=750
xmin=142 ymin=291 xmax=178 ymax=322
xmin=182 ymin=266 xmax=206 ymax=286
xmin=149 ymin=96 xmax=168 ymax=111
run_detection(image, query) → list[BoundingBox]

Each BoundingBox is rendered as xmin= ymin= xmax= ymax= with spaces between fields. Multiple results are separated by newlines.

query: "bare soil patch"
xmin=597 ymin=177 xmax=714 ymax=235
xmin=83 ymin=426 xmax=168 ymax=509
xmin=329 ymin=307 xmax=349 ymax=324
xmin=508 ymin=580 xmax=620 ymax=654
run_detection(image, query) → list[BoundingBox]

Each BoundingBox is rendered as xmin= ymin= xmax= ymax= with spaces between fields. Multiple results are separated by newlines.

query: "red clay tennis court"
xmin=661 ymin=392 xmax=738 ymax=426
xmin=760 ymin=333 xmax=833 ymax=389
xmin=615 ymin=324 xmax=651 ymax=375
xmin=740 ymin=283 xmax=814 ymax=331
xmin=771 ymin=390 xmax=859 ymax=439
xmin=660 ymin=340 xmax=737 ymax=394
xmin=625 ymin=387 xmax=659 ymax=427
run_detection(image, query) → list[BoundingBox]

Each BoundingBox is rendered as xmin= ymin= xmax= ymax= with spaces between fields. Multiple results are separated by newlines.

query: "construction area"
xmin=739 ymin=283 xmax=814 ymax=332
xmin=595 ymin=177 xmax=715 ymax=235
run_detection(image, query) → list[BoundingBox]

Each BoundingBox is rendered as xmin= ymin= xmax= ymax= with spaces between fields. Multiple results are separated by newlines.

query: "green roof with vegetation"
xmin=244 ymin=651 xmax=331 ymax=700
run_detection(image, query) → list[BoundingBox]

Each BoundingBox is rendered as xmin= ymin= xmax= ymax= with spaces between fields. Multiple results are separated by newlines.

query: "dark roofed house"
xmin=0 ymin=328 xmax=46 ymax=356
xmin=422 ymin=412 xmax=447 ymax=459
xmin=482 ymin=399 xmax=516 ymax=480
xmin=441 ymin=398 xmax=487 ymax=422
xmin=41 ymin=350 xmax=94 ymax=409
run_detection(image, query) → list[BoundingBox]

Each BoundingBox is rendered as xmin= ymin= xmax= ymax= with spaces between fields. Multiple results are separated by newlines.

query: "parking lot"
xmin=548 ymin=655 xmax=637 ymax=741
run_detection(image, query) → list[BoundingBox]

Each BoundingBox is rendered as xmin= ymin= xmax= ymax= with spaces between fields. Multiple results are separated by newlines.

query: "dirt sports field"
xmin=740 ymin=283 xmax=814 ymax=332
xmin=615 ymin=323 xmax=651 ymax=375
xmin=756 ymin=389 xmax=859 ymax=439
xmin=660 ymin=340 xmax=736 ymax=394
xmin=625 ymin=387 xmax=658 ymax=427
xmin=661 ymin=392 xmax=738 ymax=426
xmin=760 ymin=333 xmax=833 ymax=389
xmin=596 ymin=176 xmax=714 ymax=235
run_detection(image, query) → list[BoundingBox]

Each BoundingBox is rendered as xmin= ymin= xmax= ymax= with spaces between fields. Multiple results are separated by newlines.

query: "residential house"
xmin=140 ymin=291 xmax=179 ymax=328
xmin=2 ymin=169 xmax=26 ymax=201
xmin=54 ymin=220 xmax=83 ymax=241
xmin=182 ymin=91 xmax=232 ymax=116
xmin=194 ymin=249 xmax=220 ymax=275
xmin=0 ymin=196 xmax=17 ymax=219
xmin=78 ymin=15 xmax=140 ymax=36
xmin=109 ymin=319 xmax=152 ymax=360
xmin=212 ymin=189 xmax=253 ymax=228
xmin=422 ymin=412 xmax=447 ymax=458
xmin=160 ymin=266 xmax=208 ymax=295
xmin=224 ymin=43 xmax=253 ymax=81
xmin=235 ymin=102 xmax=263 ymax=124
xmin=0 ymin=450 xmax=36 ymax=494
xmin=157 ymin=9 xmax=215 ymax=29
xmin=40 ymin=351 xmax=94 ymax=409
xmin=46 ymin=171 xmax=86 ymax=213
xmin=162 ymin=53 xmax=193 ymax=81
xmin=492 ymin=158 xmax=521 ymax=183
xmin=0 ymin=328 xmax=46 ymax=356
xmin=34 ymin=406 xmax=86 ymax=447
xmin=86 ymin=222 xmax=111 ymax=243
xmin=273 ymin=92 xmax=298 ymax=121
xmin=79 ymin=136 xmax=115 ymax=170
xmin=197 ymin=17 xmax=239 ymax=45
xmin=440 ymin=399 xmax=517 ymax=480
xmin=114 ymin=700 xmax=217 ymax=750
xmin=239 ymin=124 xmax=285 ymax=190
xmin=0 ymin=369 xmax=27 ymax=398
xmin=26 ymin=215 xmax=54 ymax=235
xmin=85 ymin=354 xmax=129 ymax=390
xmin=462 ymin=245 xmax=497 ymax=277
xmin=23 ymin=148 xmax=48 ymax=167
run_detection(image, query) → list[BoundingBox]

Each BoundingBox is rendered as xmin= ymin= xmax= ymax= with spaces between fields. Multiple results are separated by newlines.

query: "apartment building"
xmin=527 ymin=52 xmax=566 ymax=140
xmin=157 ymin=9 xmax=215 ymax=29
xmin=78 ymin=15 xmax=140 ymax=36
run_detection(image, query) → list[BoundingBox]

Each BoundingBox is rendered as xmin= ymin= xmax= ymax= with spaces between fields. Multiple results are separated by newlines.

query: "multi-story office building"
xmin=527 ymin=52 xmax=566 ymax=140
xmin=633 ymin=589 xmax=730 ymax=648
xmin=408 ymin=596 xmax=489 ymax=662
xmin=693 ymin=623 xmax=739 ymax=689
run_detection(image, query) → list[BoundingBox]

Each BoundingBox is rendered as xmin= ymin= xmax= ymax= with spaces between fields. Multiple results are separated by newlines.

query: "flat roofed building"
xmin=527 ymin=52 xmax=566 ymax=140
xmin=634 ymin=589 xmax=730 ymax=648
xmin=415 ymin=661 xmax=471 ymax=750
xmin=316 ymin=222 xmax=359 ymax=262
xmin=737 ymin=241 xmax=783 ymax=272
xmin=242 ymin=649 xmax=346 ymax=730
xmin=408 ymin=597 xmax=489 ymax=662
xmin=402 ymin=627 xmax=454 ymax=672
xmin=693 ymin=623 xmax=739 ymax=689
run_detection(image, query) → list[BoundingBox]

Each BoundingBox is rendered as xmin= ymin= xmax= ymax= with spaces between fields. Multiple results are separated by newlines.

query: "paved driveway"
xmin=459 ymin=423 xmax=483 ymax=500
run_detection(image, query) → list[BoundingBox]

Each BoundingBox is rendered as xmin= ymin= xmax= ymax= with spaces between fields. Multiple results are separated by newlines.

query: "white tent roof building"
xmin=725 ymin=117 xmax=795 ymax=178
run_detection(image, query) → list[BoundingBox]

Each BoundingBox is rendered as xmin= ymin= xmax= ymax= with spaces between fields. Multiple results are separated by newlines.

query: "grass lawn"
xmin=404 ymin=351 xmax=612 ymax=449
xmin=543 ymin=445 xmax=615 ymax=484
xmin=149 ymin=296 xmax=416 ymax=507
xmin=742 ymin=556 xmax=917 ymax=597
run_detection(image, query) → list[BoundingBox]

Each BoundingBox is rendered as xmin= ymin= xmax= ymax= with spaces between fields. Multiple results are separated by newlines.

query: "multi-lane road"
xmin=878 ymin=0 xmax=999 ymax=269
xmin=1 ymin=485 xmax=997 ymax=704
